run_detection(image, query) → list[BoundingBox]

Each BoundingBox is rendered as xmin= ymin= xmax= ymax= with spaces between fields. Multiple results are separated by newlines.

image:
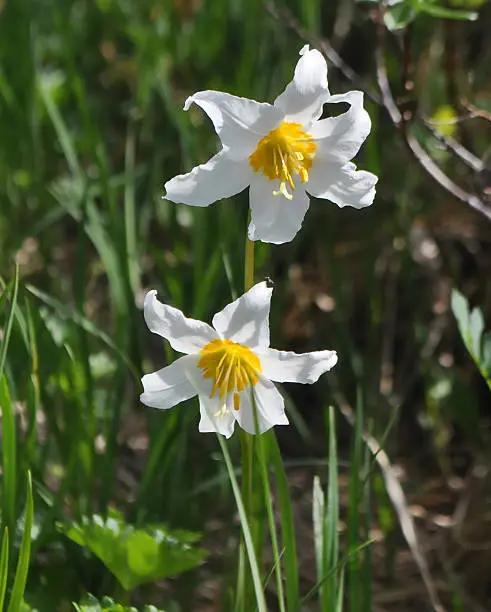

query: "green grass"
xmin=1 ymin=0 xmax=490 ymax=610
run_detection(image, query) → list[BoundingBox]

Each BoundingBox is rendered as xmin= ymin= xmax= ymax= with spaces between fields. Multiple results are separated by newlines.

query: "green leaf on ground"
xmin=58 ymin=510 xmax=206 ymax=591
xmin=451 ymin=289 xmax=491 ymax=389
xmin=74 ymin=593 xmax=167 ymax=611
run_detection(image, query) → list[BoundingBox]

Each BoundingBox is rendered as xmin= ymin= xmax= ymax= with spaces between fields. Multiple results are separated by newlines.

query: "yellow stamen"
xmin=249 ymin=122 xmax=316 ymax=199
xmin=198 ymin=339 xmax=261 ymax=414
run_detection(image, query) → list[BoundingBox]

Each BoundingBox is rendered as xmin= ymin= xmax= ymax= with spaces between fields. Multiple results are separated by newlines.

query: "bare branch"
xmin=266 ymin=1 xmax=491 ymax=222
xmin=421 ymin=119 xmax=484 ymax=173
xmin=374 ymin=9 xmax=491 ymax=221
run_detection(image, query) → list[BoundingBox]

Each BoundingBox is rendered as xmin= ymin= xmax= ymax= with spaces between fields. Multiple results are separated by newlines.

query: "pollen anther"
xmin=198 ymin=339 xmax=261 ymax=414
xmin=249 ymin=122 xmax=316 ymax=199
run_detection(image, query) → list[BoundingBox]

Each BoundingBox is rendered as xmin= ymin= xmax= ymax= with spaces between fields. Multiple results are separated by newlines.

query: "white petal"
xmin=309 ymin=91 xmax=371 ymax=163
xmin=274 ymin=46 xmax=329 ymax=125
xmin=248 ymin=175 xmax=310 ymax=244
xmin=144 ymin=290 xmax=218 ymax=354
xmin=234 ymin=378 xmax=288 ymax=435
xmin=308 ymin=162 xmax=378 ymax=209
xmin=198 ymin=396 xmax=236 ymax=438
xmin=258 ymin=348 xmax=338 ymax=384
xmin=185 ymin=90 xmax=282 ymax=159
xmin=164 ymin=149 xmax=251 ymax=207
xmin=140 ymin=355 xmax=197 ymax=409
xmin=212 ymin=282 xmax=272 ymax=349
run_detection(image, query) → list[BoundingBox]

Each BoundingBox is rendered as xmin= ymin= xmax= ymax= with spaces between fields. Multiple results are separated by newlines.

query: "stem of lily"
xmin=242 ymin=226 xmax=255 ymax=510
xmin=239 ymin=214 xmax=258 ymax=607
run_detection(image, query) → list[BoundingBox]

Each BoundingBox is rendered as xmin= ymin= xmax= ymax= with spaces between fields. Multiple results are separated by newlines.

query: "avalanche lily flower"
xmin=164 ymin=45 xmax=378 ymax=244
xmin=141 ymin=282 xmax=338 ymax=438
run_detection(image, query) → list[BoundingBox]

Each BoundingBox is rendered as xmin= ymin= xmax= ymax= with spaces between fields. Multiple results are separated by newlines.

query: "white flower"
xmin=140 ymin=281 xmax=338 ymax=438
xmin=164 ymin=44 xmax=378 ymax=244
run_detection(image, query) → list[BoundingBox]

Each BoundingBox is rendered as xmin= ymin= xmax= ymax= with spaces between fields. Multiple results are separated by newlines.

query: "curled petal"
xmin=212 ymin=281 xmax=272 ymax=349
xmin=140 ymin=355 xmax=197 ymax=409
xmin=258 ymin=348 xmax=338 ymax=384
xmin=234 ymin=378 xmax=288 ymax=435
xmin=310 ymin=91 xmax=372 ymax=163
xmin=248 ymin=175 xmax=310 ymax=244
xmin=308 ymin=162 xmax=378 ymax=209
xmin=185 ymin=90 xmax=282 ymax=159
xmin=164 ymin=149 xmax=251 ymax=206
xmin=274 ymin=45 xmax=330 ymax=125
xmin=144 ymin=290 xmax=218 ymax=354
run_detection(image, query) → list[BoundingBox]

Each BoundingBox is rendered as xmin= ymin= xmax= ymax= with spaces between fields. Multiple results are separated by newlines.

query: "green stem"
xmin=244 ymin=231 xmax=255 ymax=292
xmin=241 ymin=230 xmax=255 ymax=510
xmin=239 ymin=218 xmax=257 ymax=610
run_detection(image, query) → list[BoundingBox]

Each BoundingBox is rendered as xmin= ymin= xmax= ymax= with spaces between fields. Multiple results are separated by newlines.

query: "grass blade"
xmin=256 ymin=434 xmax=286 ymax=612
xmin=0 ymin=264 xmax=19 ymax=379
xmin=7 ymin=471 xmax=33 ymax=612
xmin=324 ymin=406 xmax=339 ymax=610
xmin=0 ymin=378 xmax=17 ymax=541
xmin=216 ymin=435 xmax=267 ymax=612
xmin=0 ymin=528 xmax=9 ymax=610
xmin=266 ymin=430 xmax=299 ymax=611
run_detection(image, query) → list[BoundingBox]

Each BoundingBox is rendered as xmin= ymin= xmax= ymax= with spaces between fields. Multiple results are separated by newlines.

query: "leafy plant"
xmin=58 ymin=510 xmax=207 ymax=591
xmin=451 ymin=289 xmax=491 ymax=390
xmin=73 ymin=594 xmax=166 ymax=612
xmin=377 ymin=0 xmax=480 ymax=30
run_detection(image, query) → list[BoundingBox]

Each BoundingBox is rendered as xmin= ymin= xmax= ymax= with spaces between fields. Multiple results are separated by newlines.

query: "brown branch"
xmin=374 ymin=8 xmax=491 ymax=221
xmin=421 ymin=119 xmax=484 ymax=173
xmin=266 ymin=1 xmax=491 ymax=223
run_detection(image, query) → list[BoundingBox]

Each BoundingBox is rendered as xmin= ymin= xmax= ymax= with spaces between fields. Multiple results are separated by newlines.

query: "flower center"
xmin=249 ymin=122 xmax=317 ymax=200
xmin=198 ymin=339 xmax=261 ymax=415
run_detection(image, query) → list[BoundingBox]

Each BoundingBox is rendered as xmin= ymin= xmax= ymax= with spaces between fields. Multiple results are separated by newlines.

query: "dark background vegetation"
xmin=1 ymin=0 xmax=491 ymax=610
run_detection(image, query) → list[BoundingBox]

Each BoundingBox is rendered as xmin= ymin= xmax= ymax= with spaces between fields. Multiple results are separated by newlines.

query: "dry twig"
xmin=266 ymin=2 xmax=491 ymax=222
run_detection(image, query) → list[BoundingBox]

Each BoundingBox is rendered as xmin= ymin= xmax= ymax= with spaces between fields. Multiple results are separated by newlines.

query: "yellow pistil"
xmin=249 ymin=122 xmax=317 ymax=200
xmin=198 ymin=339 xmax=261 ymax=415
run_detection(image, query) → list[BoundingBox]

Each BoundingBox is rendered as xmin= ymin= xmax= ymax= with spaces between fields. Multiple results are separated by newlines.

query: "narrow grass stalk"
xmin=324 ymin=406 xmax=339 ymax=610
xmin=7 ymin=471 xmax=33 ymax=612
xmin=217 ymin=435 xmax=267 ymax=612
xmin=256 ymin=434 xmax=286 ymax=612
xmin=0 ymin=528 xmax=9 ymax=610
xmin=347 ymin=392 xmax=363 ymax=611
xmin=0 ymin=265 xmax=19 ymax=543
xmin=267 ymin=431 xmax=299 ymax=610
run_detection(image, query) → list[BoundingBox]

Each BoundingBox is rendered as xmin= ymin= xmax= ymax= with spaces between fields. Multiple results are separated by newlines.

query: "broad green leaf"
xmin=469 ymin=307 xmax=484 ymax=362
xmin=451 ymin=289 xmax=491 ymax=390
xmin=483 ymin=332 xmax=491 ymax=374
xmin=7 ymin=472 xmax=34 ymax=612
xmin=419 ymin=2 xmax=478 ymax=20
xmin=74 ymin=594 xmax=167 ymax=611
xmin=384 ymin=3 xmax=417 ymax=30
xmin=58 ymin=510 xmax=206 ymax=591
xmin=451 ymin=289 xmax=469 ymax=334
xmin=449 ymin=0 xmax=486 ymax=6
